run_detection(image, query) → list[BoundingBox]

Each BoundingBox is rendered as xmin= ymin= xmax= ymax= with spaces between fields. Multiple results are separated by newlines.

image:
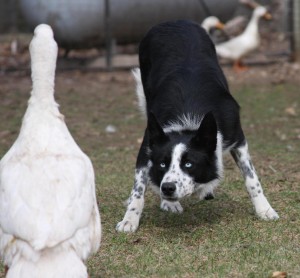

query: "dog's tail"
xmin=132 ymin=68 xmax=147 ymax=118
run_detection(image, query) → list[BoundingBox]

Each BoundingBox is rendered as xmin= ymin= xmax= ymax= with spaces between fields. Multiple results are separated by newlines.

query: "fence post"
xmin=292 ymin=0 xmax=300 ymax=61
xmin=104 ymin=0 xmax=113 ymax=70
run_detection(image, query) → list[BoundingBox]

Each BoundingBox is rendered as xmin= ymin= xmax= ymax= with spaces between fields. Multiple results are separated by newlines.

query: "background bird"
xmin=0 ymin=24 xmax=101 ymax=278
xmin=216 ymin=3 xmax=271 ymax=72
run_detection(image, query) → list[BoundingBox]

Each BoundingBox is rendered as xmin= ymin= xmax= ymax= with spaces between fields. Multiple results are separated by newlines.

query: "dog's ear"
xmin=191 ymin=112 xmax=217 ymax=153
xmin=147 ymin=112 xmax=168 ymax=146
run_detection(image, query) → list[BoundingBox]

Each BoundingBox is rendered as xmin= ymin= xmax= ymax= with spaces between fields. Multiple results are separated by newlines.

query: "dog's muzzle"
xmin=161 ymin=182 xmax=176 ymax=199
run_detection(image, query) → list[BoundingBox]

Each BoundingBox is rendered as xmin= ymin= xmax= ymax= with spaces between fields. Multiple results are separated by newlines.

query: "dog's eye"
xmin=160 ymin=162 xmax=166 ymax=168
xmin=185 ymin=162 xmax=193 ymax=168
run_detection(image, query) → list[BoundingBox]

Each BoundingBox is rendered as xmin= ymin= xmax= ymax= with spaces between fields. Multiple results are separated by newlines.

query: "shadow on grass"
xmin=140 ymin=192 xmax=252 ymax=233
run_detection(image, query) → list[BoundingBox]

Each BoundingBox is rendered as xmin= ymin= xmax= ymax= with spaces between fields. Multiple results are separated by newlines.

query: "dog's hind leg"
xmin=230 ymin=142 xmax=279 ymax=220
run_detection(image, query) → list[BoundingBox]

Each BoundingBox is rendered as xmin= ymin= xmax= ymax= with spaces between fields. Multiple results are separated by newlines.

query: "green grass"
xmin=0 ymin=71 xmax=299 ymax=277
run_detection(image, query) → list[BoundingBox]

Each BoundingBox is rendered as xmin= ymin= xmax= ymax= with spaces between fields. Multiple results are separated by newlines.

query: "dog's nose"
xmin=161 ymin=182 xmax=176 ymax=196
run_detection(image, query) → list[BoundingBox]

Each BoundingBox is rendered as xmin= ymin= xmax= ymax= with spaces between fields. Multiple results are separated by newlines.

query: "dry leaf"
xmin=270 ymin=271 xmax=287 ymax=278
xmin=285 ymin=107 xmax=297 ymax=116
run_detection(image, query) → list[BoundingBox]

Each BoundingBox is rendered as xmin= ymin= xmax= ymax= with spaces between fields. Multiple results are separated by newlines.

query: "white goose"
xmin=0 ymin=24 xmax=101 ymax=277
xmin=216 ymin=5 xmax=271 ymax=71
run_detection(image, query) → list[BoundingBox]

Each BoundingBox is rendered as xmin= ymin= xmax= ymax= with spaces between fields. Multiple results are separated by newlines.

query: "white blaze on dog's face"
xmin=148 ymin=112 xmax=222 ymax=200
xmin=160 ymin=143 xmax=195 ymax=199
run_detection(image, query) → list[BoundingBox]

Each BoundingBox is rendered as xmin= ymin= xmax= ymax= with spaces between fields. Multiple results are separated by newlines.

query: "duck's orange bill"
xmin=264 ymin=12 xmax=272 ymax=20
xmin=216 ymin=22 xmax=225 ymax=30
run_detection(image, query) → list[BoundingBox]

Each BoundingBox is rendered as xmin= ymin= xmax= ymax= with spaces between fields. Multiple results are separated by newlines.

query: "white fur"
xmin=132 ymin=68 xmax=147 ymax=117
xmin=160 ymin=199 xmax=183 ymax=213
xmin=0 ymin=24 xmax=101 ymax=276
xmin=161 ymin=144 xmax=194 ymax=198
xmin=232 ymin=144 xmax=279 ymax=220
xmin=163 ymin=114 xmax=202 ymax=133
xmin=116 ymin=167 xmax=148 ymax=233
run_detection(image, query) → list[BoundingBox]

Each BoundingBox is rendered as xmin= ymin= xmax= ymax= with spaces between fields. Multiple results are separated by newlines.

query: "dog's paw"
xmin=198 ymin=188 xmax=216 ymax=201
xmin=256 ymin=207 xmax=279 ymax=220
xmin=160 ymin=200 xmax=183 ymax=213
xmin=204 ymin=193 xmax=215 ymax=200
xmin=116 ymin=219 xmax=139 ymax=233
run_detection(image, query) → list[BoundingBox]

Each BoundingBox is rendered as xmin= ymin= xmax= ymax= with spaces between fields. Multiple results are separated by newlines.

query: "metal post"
xmin=289 ymin=0 xmax=295 ymax=61
xmin=104 ymin=0 xmax=113 ymax=70
xmin=292 ymin=0 xmax=300 ymax=61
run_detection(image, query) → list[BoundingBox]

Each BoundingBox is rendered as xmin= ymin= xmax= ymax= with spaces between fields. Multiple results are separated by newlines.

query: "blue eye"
xmin=160 ymin=162 xmax=166 ymax=168
xmin=185 ymin=162 xmax=192 ymax=168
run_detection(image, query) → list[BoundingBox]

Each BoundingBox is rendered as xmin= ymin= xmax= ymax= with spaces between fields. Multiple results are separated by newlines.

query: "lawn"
xmin=0 ymin=68 xmax=299 ymax=277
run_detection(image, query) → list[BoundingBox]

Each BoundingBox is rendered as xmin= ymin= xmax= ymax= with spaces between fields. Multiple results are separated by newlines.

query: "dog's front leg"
xmin=116 ymin=167 xmax=148 ymax=232
xmin=231 ymin=142 xmax=279 ymax=220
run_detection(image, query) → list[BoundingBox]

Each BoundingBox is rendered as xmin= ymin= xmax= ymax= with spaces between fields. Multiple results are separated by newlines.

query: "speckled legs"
xmin=231 ymin=143 xmax=279 ymax=220
xmin=116 ymin=168 xmax=148 ymax=232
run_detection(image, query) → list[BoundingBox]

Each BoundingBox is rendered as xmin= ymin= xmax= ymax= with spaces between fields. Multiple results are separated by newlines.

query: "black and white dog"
xmin=116 ymin=20 xmax=279 ymax=232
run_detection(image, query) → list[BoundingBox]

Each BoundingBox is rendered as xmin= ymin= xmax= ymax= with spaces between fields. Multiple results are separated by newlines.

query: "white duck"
xmin=201 ymin=16 xmax=224 ymax=33
xmin=0 ymin=24 xmax=101 ymax=277
xmin=215 ymin=5 xmax=271 ymax=71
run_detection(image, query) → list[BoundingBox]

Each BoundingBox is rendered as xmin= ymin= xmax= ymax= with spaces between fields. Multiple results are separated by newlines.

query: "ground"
xmin=0 ymin=65 xmax=299 ymax=277
xmin=0 ymin=1 xmax=298 ymax=275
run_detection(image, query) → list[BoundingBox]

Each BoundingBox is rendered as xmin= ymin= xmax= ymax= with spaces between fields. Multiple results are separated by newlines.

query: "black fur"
xmin=138 ymin=20 xmax=245 ymax=150
xmin=116 ymin=20 xmax=278 ymax=233
xmin=136 ymin=20 xmax=245 ymax=186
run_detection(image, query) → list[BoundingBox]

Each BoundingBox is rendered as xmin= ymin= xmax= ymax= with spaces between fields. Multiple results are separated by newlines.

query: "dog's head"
xmin=147 ymin=112 xmax=222 ymax=200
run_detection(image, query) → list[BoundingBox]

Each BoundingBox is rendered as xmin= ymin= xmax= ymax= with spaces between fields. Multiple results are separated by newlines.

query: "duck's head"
xmin=254 ymin=6 xmax=272 ymax=20
xmin=202 ymin=16 xmax=224 ymax=32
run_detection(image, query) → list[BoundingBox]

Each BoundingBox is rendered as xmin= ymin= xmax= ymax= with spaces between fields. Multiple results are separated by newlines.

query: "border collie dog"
xmin=116 ymin=20 xmax=279 ymax=232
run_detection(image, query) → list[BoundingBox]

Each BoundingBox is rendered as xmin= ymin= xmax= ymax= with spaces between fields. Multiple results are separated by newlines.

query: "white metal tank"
xmin=20 ymin=0 xmax=239 ymax=48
